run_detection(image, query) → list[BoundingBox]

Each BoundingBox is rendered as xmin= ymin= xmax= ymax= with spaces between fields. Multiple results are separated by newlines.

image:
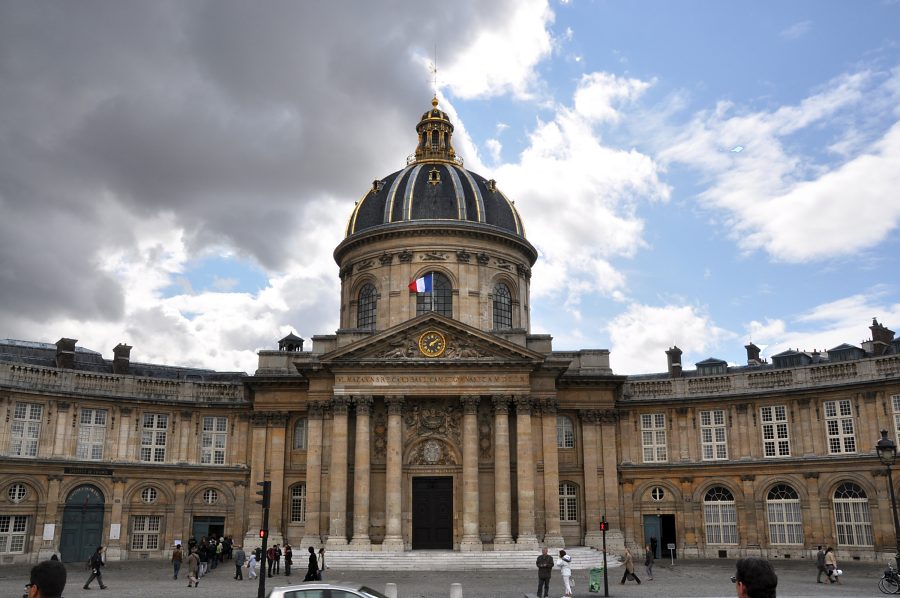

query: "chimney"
xmin=745 ymin=342 xmax=761 ymax=365
xmin=113 ymin=343 xmax=132 ymax=374
xmin=870 ymin=318 xmax=895 ymax=356
xmin=666 ymin=346 xmax=683 ymax=378
xmin=55 ymin=338 xmax=78 ymax=369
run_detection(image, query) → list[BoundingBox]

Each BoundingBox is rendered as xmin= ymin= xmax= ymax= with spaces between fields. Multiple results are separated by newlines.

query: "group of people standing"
xmin=535 ymin=548 xmax=574 ymax=598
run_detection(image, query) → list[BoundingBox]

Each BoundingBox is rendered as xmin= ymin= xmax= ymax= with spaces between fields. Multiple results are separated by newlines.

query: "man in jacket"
xmin=26 ymin=560 xmax=67 ymax=598
xmin=815 ymin=546 xmax=826 ymax=583
xmin=536 ymin=547 xmax=554 ymax=598
xmin=233 ymin=544 xmax=246 ymax=580
xmin=83 ymin=545 xmax=107 ymax=590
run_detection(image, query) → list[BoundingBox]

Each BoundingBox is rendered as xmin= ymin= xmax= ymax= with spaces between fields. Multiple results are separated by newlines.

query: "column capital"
xmin=579 ymin=409 xmax=602 ymax=423
xmin=250 ymin=413 xmax=269 ymax=427
xmin=512 ymin=394 xmax=532 ymax=413
xmin=56 ymin=401 xmax=71 ymax=412
xmin=180 ymin=409 xmax=194 ymax=419
xmin=385 ymin=395 xmax=405 ymax=415
xmin=460 ymin=395 xmax=480 ymax=414
xmin=538 ymin=397 xmax=558 ymax=414
xmin=491 ymin=395 xmax=510 ymax=414
xmin=331 ymin=395 xmax=350 ymax=415
xmin=354 ymin=395 xmax=374 ymax=415
xmin=47 ymin=474 xmax=64 ymax=482
xmin=308 ymin=401 xmax=326 ymax=419
xmin=268 ymin=412 xmax=288 ymax=427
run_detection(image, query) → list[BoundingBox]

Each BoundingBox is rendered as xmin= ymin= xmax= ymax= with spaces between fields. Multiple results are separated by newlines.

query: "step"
xmin=322 ymin=547 xmax=621 ymax=571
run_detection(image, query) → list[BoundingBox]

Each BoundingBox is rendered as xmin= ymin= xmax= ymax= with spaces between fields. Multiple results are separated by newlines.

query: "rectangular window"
xmin=76 ymin=408 xmax=108 ymax=461
xmin=556 ymin=417 xmax=575 ymax=449
xmin=131 ymin=515 xmax=161 ymax=550
xmin=0 ymin=515 xmax=29 ymax=553
xmin=704 ymin=502 xmax=738 ymax=544
xmin=893 ymin=395 xmax=900 ymax=444
xmin=558 ymin=483 xmax=578 ymax=522
xmin=140 ymin=413 xmax=168 ymax=463
xmin=290 ymin=485 xmax=307 ymax=523
xmin=767 ymin=501 xmax=803 ymax=544
xmin=200 ymin=416 xmax=228 ymax=465
xmin=640 ymin=413 xmax=667 ymax=463
xmin=760 ymin=405 xmax=791 ymax=458
xmin=10 ymin=402 xmax=42 ymax=457
xmin=700 ymin=409 xmax=728 ymax=460
xmin=824 ymin=399 xmax=856 ymax=454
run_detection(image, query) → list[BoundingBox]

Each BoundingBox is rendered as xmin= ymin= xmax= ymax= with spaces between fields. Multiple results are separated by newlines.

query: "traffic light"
xmin=259 ymin=529 xmax=267 ymax=538
xmin=599 ymin=519 xmax=608 ymax=532
xmin=256 ymin=480 xmax=271 ymax=508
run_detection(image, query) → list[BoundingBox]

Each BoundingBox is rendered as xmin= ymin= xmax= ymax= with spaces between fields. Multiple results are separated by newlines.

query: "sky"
xmin=1 ymin=0 xmax=899 ymax=375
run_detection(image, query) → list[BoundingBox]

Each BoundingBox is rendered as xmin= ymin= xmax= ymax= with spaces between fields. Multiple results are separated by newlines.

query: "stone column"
xmin=299 ymin=402 xmax=325 ymax=547
xmin=268 ymin=413 xmax=288 ymax=544
xmin=383 ymin=395 xmax=405 ymax=551
xmin=460 ymin=395 xmax=483 ymax=551
xmin=52 ymin=401 xmax=70 ymax=457
xmin=540 ymin=399 xmax=564 ymax=547
xmin=350 ymin=395 xmax=373 ymax=548
xmin=106 ymin=476 xmax=127 ymax=561
xmin=38 ymin=475 xmax=64 ymax=559
xmin=243 ymin=413 xmax=269 ymax=549
xmin=599 ymin=410 xmax=625 ymax=550
xmin=514 ymin=395 xmax=539 ymax=550
xmin=174 ymin=480 xmax=188 ymax=548
xmin=581 ymin=410 xmax=603 ymax=547
xmin=326 ymin=397 xmax=350 ymax=549
xmin=492 ymin=395 xmax=514 ymax=548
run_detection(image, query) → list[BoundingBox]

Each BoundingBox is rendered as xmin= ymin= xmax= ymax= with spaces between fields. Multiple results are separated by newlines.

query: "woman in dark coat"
xmin=303 ymin=546 xmax=318 ymax=581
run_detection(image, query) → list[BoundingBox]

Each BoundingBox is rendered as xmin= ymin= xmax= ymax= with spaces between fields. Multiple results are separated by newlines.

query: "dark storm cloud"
xmin=0 ymin=0 xmax=523 ymax=334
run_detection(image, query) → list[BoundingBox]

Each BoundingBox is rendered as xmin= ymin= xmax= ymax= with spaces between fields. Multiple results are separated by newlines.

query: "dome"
xmin=345 ymin=97 xmax=525 ymax=238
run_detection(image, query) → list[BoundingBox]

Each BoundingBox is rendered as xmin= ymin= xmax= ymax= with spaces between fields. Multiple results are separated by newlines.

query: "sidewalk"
xmin=0 ymin=557 xmax=885 ymax=597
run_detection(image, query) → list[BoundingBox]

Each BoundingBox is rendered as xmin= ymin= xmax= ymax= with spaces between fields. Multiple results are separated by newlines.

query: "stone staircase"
xmin=325 ymin=546 xmax=619 ymax=571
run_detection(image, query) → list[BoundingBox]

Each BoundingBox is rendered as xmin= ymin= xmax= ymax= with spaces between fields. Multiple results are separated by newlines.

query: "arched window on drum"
xmin=357 ymin=283 xmax=377 ymax=330
xmin=492 ymin=283 xmax=512 ymax=329
xmin=415 ymin=272 xmax=452 ymax=317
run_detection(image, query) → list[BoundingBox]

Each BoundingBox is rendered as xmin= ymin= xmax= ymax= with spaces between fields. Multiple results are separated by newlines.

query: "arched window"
xmin=833 ymin=482 xmax=873 ymax=546
xmin=416 ymin=272 xmax=452 ymax=317
xmin=357 ymin=283 xmax=377 ymax=329
xmin=766 ymin=484 xmax=803 ymax=544
xmin=557 ymin=416 xmax=575 ymax=448
xmin=293 ymin=418 xmax=307 ymax=450
xmin=492 ymin=283 xmax=512 ymax=329
xmin=703 ymin=486 xmax=737 ymax=544
xmin=290 ymin=484 xmax=307 ymax=523
xmin=559 ymin=482 xmax=578 ymax=522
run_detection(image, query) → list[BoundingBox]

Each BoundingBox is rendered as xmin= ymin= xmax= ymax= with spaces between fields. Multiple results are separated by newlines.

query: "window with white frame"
xmin=203 ymin=489 xmax=218 ymax=505
xmin=824 ymin=399 xmax=856 ymax=454
xmin=7 ymin=484 xmax=27 ymax=503
xmin=833 ymin=482 xmax=873 ymax=546
xmin=0 ymin=515 xmax=29 ymax=553
xmin=10 ymin=402 xmax=42 ymax=457
xmin=201 ymin=416 xmax=227 ymax=465
xmin=641 ymin=413 xmax=667 ymax=462
xmin=140 ymin=413 xmax=168 ymax=462
xmin=290 ymin=484 xmax=307 ymax=523
xmin=557 ymin=416 xmax=575 ymax=449
xmin=140 ymin=487 xmax=158 ymax=504
xmin=293 ymin=418 xmax=307 ymax=450
xmin=892 ymin=395 xmax=900 ymax=443
xmin=559 ymin=482 xmax=578 ymax=522
xmin=760 ymin=405 xmax=790 ymax=458
xmin=700 ymin=409 xmax=728 ymax=460
xmin=76 ymin=408 xmax=108 ymax=460
xmin=766 ymin=484 xmax=803 ymax=544
xmin=131 ymin=515 xmax=161 ymax=550
xmin=703 ymin=486 xmax=737 ymax=544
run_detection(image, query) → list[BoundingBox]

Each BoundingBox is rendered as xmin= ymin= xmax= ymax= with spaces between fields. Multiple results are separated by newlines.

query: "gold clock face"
xmin=418 ymin=330 xmax=447 ymax=357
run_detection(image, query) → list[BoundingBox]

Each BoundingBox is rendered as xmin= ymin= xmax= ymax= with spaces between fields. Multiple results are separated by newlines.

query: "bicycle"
xmin=879 ymin=561 xmax=900 ymax=594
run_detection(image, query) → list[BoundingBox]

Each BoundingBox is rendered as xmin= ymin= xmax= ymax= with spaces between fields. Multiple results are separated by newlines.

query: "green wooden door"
xmin=60 ymin=485 xmax=105 ymax=563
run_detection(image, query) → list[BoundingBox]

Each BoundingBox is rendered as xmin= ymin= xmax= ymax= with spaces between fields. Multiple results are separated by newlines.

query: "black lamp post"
xmin=876 ymin=429 xmax=900 ymax=571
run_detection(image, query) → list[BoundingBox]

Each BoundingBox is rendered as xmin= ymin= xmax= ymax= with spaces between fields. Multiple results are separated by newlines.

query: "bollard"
xmin=384 ymin=582 xmax=398 ymax=598
xmin=450 ymin=582 xmax=463 ymax=598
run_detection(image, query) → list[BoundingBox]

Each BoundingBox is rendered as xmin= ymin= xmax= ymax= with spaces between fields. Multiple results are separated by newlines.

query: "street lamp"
xmin=876 ymin=429 xmax=900 ymax=571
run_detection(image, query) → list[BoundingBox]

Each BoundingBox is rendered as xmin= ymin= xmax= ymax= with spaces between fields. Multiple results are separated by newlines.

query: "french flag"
xmin=408 ymin=273 xmax=433 ymax=293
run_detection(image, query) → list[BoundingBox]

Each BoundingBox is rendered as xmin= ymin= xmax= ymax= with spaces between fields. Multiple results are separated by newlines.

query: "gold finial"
xmin=432 ymin=95 xmax=439 ymax=108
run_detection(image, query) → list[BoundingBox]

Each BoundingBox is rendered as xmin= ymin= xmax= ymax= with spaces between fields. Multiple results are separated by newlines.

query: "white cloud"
xmin=780 ymin=20 xmax=812 ymax=40
xmin=485 ymin=138 xmax=503 ymax=162
xmin=573 ymin=72 xmax=653 ymax=123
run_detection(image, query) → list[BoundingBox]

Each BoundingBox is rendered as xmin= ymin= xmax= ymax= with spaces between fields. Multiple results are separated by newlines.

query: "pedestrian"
xmin=536 ymin=547 xmax=554 ymax=598
xmin=216 ymin=538 xmax=224 ymax=566
xmin=620 ymin=547 xmax=641 ymax=584
xmin=233 ymin=544 xmax=246 ymax=580
xmin=83 ymin=545 xmax=107 ymax=590
xmin=209 ymin=538 xmax=218 ymax=570
xmin=26 ymin=559 xmax=67 ymax=598
xmin=317 ymin=547 xmax=326 ymax=580
xmin=187 ymin=548 xmax=200 ymax=587
xmin=274 ymin=544 xmax=282 ymax=575
xmin=732 ymin=557 xmax=777 ymax=598
xmin=824 ymin=547 xmax=840 ymax=584
xmin=198 ymin=541 xmax=209 ymax=577
xmin=650 ymin=535 xmax=658 ymax=557
xmin=815 ymin=545 xmax=826 ymax=583
xmin=284 ymin=544 xmax=293 ymax=576
xmin=304 ymin=546 xmax=318 ymax=581
xmin=247 ymin=551 xmax=258 ymax=580
xmin=644 ymin=543 xmax=655 ymax=580
xmin=172 ymin=543 xmax=183 ymax=580
xmin=555 ymin=549 xmax=573 ymax=597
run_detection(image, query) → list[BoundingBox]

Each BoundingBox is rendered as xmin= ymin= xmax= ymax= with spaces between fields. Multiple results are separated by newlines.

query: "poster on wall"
xmin=109 ymin=523 xmax=121 ymax=540
xmin=42 ymin=523 xmax=55 ymax=541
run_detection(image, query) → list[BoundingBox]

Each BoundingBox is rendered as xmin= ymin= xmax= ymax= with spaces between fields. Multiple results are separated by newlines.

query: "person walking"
xmin=304 ymin=547 xmax=318 ymax=581
xmin=815 ymin=545 xmax=826 ymax=583
xmin=317 ymin=547 xmax=326 ymax=580
xmin=267 ymin=545 xmax=277 ymax=576
xmin=536 ymin=547 xmax=554 ymax=598
xmin=198 ymin=541 xmax=209 ymax=577
xmin=556 ymin=549 xmax=573 ymax=597
xmin=186 ymin=548 xmax=200 ymax=588
xmin=172 ymin=544 xmax=183 ymax=580
xmin=824 ymin=547 xmax=840 ymax=584
xmin=284 ymin=544 xmax=293 ymax=577
xmin=620 ymin=547 xmax=641 ymax=585
xmin=26 ymin=559 xmax=67 ymax=598
xmin=644 ymin=543 xmax=655 ymax=580
xmin=247 ymin=551 xmax=258 ymax=580
xmin=732 ymin=557 xmax=777 ymax=598
xmin=83 ymin=545 xmax=107 ymax=590
xmin=233 ymin=544 xmax=246 ymax=580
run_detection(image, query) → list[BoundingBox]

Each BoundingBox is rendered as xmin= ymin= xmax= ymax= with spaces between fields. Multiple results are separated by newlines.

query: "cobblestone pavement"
xmin=0 ymin=557 xmax=887 ymax=597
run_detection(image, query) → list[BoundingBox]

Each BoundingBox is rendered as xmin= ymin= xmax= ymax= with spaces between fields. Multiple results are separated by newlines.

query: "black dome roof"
xmin=344 ymin=97 xmax=525 ymax=239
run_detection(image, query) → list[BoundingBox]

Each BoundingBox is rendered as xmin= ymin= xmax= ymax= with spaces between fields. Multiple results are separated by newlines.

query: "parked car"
xmin=265 ymin=581 xmax=388 ymax=598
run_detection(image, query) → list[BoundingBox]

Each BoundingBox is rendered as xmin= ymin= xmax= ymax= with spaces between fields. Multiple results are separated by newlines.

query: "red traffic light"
xmin=259 ymin=529 xmax=266 ymax=538
xmin=599 ymin=521 xmax=608 ymax=532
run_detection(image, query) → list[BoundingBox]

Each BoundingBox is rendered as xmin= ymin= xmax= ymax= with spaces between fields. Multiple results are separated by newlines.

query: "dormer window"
xmin=696 ymin=358 xmax=728 ymax=376
xmin=428 ymin=168 xmax=441 ymax=186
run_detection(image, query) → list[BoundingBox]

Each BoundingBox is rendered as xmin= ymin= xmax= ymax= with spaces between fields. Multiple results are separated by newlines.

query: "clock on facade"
xmin=418 ymin=330 xmax=446 ymax=357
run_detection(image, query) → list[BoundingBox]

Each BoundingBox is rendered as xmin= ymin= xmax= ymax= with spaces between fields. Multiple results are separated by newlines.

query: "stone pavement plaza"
xmin=0 ymin=557 xmax=887 ymax=598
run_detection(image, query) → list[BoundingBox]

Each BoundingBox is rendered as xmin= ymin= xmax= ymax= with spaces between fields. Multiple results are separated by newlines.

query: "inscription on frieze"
xmin=335 ymin=373 xmax=529 ymax=387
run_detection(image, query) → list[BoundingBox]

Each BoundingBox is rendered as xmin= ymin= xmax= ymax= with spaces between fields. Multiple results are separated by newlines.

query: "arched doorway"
xmin=60 ymin=485 xmax=105 ymax=563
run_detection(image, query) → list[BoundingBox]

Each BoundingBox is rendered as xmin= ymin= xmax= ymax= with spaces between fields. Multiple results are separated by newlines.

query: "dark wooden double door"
xmin=411 ymin=476 xmax=453 ymax=549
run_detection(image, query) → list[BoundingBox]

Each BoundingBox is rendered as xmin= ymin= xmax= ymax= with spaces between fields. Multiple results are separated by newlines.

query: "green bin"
xmin=589 ymin=567 xmax=604 ymax=593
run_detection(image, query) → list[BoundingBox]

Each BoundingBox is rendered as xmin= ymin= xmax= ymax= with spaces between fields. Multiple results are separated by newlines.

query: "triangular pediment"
xmin=321 ymin=313 xmax=544 ymax=365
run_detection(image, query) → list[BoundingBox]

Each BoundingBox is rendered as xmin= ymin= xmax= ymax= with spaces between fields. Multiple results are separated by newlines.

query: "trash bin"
xmin=589 ymin=567 xmax=604 ymax=593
